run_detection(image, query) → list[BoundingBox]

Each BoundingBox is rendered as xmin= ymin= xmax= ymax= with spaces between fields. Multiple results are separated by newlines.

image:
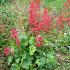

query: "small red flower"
xmin=4 ymin=47 xmax=10 ymax=56
xmin=10 ymin=28 xmax=18 ymax=39
xmin=35 ymin=35 xmax=43 ymax=47
xmin=10 ymin=28 xmax=21 ymax=47
xmin=36 ymin=42 xmax=42 ymax=47
xmin=36 ymin=35 xmax=43 ymax=41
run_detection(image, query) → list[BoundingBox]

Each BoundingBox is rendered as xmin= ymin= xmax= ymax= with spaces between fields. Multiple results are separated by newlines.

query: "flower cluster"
xmin=4 ymin=47 xmax=10 ymax=56
xmin=4 ymin=47 xmax=14 ymax=56
xmin=41 ymin=8 xmax=52 ymax=32
xmin=29 ymin=1 xmax=52 ymax=35
xmin=10 ymin=28 xmax=21 ymax=46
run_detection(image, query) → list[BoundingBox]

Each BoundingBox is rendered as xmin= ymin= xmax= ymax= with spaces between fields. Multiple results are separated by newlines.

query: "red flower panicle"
xmin=4 ymin=47 xmax=14 ymax=56
xmin=29 ymin=1 xmax=40 ymax=35
xmin=4 ymin=47 xmax=10 ymax=56
xmin=29 ymin=1 xmax=40 ymax=25
xmin=41 ymin=8 xmax=52 ymax=32
xmin=10 ymin=28 xmax=21 ymax=46
xmin=10 ymin=28 xmax=18 ymax=39
xmin=29 ymin=1 xmax=52 ymax=34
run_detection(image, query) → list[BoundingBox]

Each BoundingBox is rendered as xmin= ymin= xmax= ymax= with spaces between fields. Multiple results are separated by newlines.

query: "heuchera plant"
xmin=4 ymin=0 xmax=70 ymax=70
xmin=29 ymin=1 xmax=52 ymax=35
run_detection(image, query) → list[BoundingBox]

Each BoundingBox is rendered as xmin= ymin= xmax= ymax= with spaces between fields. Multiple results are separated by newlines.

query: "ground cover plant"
xmin=0 ymin=0 xmax=70 ymax=70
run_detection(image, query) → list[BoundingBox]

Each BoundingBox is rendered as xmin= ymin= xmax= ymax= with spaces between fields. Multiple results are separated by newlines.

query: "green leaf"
xmin=36 ymin=59 xmax=40 ymax=66
xmin=46 ymin=52 xmax=57 ymax=67
xmin=20 ymin=35 xmax=28 ymax=48
xmin=10 ymin=63 xmax=20 ymax=70
xmin=0 ymin=0 xmax=5 ymax=3
xmin=29 ymin=45 xmax=36 ymax=55
xmin=20 ymin=56 xmax=32 ymax=69
xmin=36 ymin=57 xmax=46 ymax=66
xmin=20 ymin=61 xmax=30 ymax=69
xmin=45 ymin=52 xmax=57 ymax=69
xmin=29 ymin=37 xmax=35 ymax=45
xmin=20 ymin=35 xmax=28 ymax=41
xmin=14 ymin=48 xmax=21 ymax=58
xmin=47 ymin=52 xmax=55 ymax=59
xmin=15 ymin=58 xmax=20 ymax=63
xmin=21 ymin=52 xmax=26 ymax=61
xmin=7 ymin=56 xmax=13 ymax=65
xmin=21 ymin=44 xmax=25 ymax=49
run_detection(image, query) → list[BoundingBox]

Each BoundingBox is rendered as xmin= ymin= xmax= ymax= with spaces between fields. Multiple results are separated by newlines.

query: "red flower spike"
xmin=29 ymin=2 xmax=52 ymax=35
xmin=28 ymin=1 xmax=40 ymax=35
xmin=42 ymin=8 xmax=52 ymax=32
xmin=29 ymin=2 xmax=40 ymax=25
xmin=4 ymin=47 xmax=10 ymax=56
xmin=10 ymin=28 xmax=21 ymax=47
xmin=10 ymin=28 xmax=18 ymax=39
